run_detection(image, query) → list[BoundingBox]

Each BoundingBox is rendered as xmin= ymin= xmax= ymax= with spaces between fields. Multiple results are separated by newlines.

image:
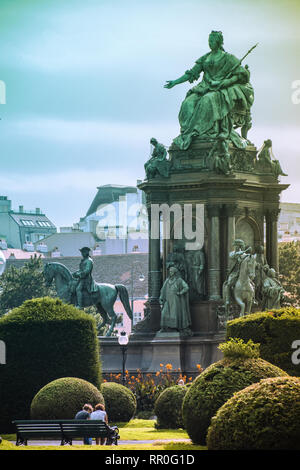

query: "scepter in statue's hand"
xmin=213 ymin=43 xmax=259 ymax=91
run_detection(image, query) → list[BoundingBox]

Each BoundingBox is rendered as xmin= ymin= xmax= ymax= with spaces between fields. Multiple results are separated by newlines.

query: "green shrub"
xmin=0 ymin=297 xmax=101 ymax=432
xmin=182 ymin=343 xmax=288 ymax=445
xmin=31 ymin=377 xmax=104 ymax=419
xmin=226 ymin=308 xmax=300 ymax=375
xmin=207 ymin=376 xmax=300 ymax=450
xmin=154 ymin=385 xmax=188 ymax=429
xmin=219 ymin=337 xmax=260 ymax=359
xmin=101 ymin=382 xmax=136 ymax=423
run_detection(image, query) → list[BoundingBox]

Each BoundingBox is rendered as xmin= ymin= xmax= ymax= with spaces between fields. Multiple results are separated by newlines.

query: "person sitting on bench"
xmin=75 ymin=403 xmax=93 ymax=445
xmin=90 ymin=403 xmax=108 ymax=445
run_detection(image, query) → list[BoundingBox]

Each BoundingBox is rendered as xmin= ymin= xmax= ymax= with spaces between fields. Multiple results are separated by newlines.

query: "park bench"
xmin=12 ymin=419 xmax=120 ymax=446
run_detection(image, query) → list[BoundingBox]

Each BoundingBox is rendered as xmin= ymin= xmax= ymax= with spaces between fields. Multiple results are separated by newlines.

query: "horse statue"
xmin=43 ymin=262 xmax=133 ymax=336
xmin=223 ymin=254 xmax=256 ymax=317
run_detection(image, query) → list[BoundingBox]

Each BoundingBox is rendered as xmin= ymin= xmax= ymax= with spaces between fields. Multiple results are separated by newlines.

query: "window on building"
xmin=133 ymin=312 xmax=143 ymax=325
xmin=21 ymin=219 xmax=35 ymax=226
xmin=37 ymin=221 xmax=51 ymax=227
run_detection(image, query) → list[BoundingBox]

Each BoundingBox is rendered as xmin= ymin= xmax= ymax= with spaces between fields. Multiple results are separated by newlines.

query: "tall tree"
xmin=279 ymin=241 xmax=300 ymax=307
xmin=0 ymin=256 xmax=55 ymax=316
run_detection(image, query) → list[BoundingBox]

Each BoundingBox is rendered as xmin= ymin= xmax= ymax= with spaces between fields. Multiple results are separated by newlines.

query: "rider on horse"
xmin=72 ymin=247 xmax=98 ymax=308
xmin=224 ymin=239 xmax=251 ymax=303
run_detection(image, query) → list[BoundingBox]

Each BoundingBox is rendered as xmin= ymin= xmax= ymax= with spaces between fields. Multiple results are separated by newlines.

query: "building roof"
xmin=2 ymin=249 xmax=45 ymax=260
xmin=34 ymin=232 xmax=97 ymax=257
xmin=85 ymin=185 xmax=137 ymax=218
xmin=10 ymin=212 xmax=56 ymax=229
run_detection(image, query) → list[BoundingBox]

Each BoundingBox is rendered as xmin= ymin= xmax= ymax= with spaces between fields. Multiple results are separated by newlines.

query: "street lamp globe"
xmin=118 ymin=331 xmax=129 ymax=346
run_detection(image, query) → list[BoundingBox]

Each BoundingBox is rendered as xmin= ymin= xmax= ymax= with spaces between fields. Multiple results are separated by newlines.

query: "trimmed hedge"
xmin=154 ymin=385 xmax=188 ymax=429
xmin=182 ymin=354 xmax=288 ymax=445
xmin=0 ymin=297 xmax=101 ymax=432
xmin=101 ymin=382 xmax=136 ymax=423
xmin=31 ymin=377 xmax=104 ymax=419
xmin=226 ymin=308 xmax=300 ymax=375
xmin=207 ymin=376 xmax=300 ymax=450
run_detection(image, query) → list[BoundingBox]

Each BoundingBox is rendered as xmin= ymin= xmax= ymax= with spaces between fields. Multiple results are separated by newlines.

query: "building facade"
xmin=77 ymin=183 xmax=148 ymax=255
xmin=0 ymin=196 xmax=56 ymax=250
xmin=278 ymin=202 xmax=300 ymax=242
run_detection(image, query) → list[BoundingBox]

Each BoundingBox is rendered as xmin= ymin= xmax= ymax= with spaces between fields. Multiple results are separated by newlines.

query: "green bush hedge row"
xmin=0 ymin=297 xmax=101 ymax=432
xmin=182 ymin=353 xmax=288 ymax=445
xmin=101 ymin=382 xmax=136 ymax=423
xmin=31 ymin=377 xmax=104 ymax=420
xmin=226 ymin=308 xmax=300 ymax=375
xmin=154 ymin=385 xmax=188 ymax=429
xmin=207 ymin=376 xmax=300 ymax=450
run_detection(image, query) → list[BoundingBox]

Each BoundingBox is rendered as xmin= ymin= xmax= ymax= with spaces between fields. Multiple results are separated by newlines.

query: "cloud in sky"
xmin=0 ymin=0 xmax=299 ymax=227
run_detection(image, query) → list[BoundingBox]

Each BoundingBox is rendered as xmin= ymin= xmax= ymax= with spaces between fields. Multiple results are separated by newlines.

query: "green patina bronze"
xmin=222 ymin=239 xmax=284 ymax=317
xmin=164 ymin=31 xmax=255 ymax=151
xmin=144 ymin=137 xmax=170 ymax=180
xmin=222 ymin=239 xmax=256 ymax=317
xmin=159 ymin=266 xmax=193 ymax=336
xmin=256 ymin=139 xmax=287 ymax=178
xmin=43 ymin=248 xmax=133 ymax=336
xmin=262 ymin=268 xmax=285 ymax=310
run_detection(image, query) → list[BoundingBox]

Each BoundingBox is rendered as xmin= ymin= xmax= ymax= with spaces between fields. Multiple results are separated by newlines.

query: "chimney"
xmin=36 ymin=208 xmax=41 ymax=215
xmin=19 ymin=205 xmax=24 ymax=213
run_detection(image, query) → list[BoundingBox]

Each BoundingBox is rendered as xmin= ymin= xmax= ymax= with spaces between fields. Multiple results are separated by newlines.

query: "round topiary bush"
xmin=226 ymin=308 xmax=300 ymax=376
xmin=154 ymin=385 xmax=188 ymax=429
xmin=100 ymin=382 xmax=136 ymax=423
xmin=31 ymin=377 xmax=104 ymax=420
xmin=182 ymin=338 xmax=289 ymax=445
xmin=207 ymin=376 xmax=300 ymax=450
xmin=0 ymin=297 xmax=101 ymax=432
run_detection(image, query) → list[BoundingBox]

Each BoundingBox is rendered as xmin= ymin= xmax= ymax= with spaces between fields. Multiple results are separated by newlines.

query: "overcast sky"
xmin=0 ymin=0 xmax=299 ymax=228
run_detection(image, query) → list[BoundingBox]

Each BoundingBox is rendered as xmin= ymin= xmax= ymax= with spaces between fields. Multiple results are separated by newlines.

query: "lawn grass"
xmin=0 ymin=439 xmax=205 ymax=451
xmin=117 ymin=419 xmax=190 ymax=441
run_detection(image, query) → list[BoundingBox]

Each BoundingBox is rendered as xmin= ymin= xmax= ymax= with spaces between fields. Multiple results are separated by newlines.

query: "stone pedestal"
xmin=190 ymin=300 xmax=220 ymax=333
xmin=139 ymin=140 xmax=288 ymax=317
xmin=99 ymin=333 xmax=224 ymax=376
xmin=120 ymin=137 xmax=289 ymax=374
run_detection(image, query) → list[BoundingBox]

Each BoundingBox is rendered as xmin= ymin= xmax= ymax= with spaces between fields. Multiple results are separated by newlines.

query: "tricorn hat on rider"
xmin=79 ymin=246 xmax=91 ymax=254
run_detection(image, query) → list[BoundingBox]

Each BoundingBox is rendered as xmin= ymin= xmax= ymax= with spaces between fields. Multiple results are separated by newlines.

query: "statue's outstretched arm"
xmin=164 ymin=73 xmax=189 ymax=89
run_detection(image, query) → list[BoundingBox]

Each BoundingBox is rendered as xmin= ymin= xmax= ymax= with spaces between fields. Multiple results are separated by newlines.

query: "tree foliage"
xmin=279 ymin=241 xmax=300 ymax=306
xmin=0 ymin=256 xmax=55 ymax=316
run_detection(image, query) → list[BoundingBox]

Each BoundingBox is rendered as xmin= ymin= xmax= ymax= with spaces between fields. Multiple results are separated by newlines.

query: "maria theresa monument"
xmin=70 ymin=31 xmax=288 ymax=374
xmin=118 ymin=31 xmax=289 ymax=373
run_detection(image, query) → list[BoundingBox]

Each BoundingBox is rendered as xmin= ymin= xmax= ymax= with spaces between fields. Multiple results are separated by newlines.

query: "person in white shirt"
xmin=90 ymin=403 xmax=108 ymax=445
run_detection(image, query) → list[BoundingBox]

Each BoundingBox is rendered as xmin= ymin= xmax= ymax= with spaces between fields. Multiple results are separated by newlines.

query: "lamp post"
xmin=118 ymin=331 xmax=129 ymax=386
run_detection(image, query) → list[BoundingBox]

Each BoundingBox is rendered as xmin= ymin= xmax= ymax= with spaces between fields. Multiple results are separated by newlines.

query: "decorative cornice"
xmin=206 ymin=204 xmax=222 ymax=218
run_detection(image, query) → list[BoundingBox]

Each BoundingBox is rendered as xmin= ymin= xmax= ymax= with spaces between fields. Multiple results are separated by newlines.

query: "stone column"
xmin=266 ymin=209 xmax=280 ymax=272
xmin=207 ymin=204 xmax=221 ymax=300
xmin=147 ymin=205 xmax=162 ymax=332
xmin=225 ymin=204 xmax=237 ymax=275
xmin=147 ymin=206 xmax=153 ymax=298
xmin=148 ymin=205 xmax=161 ymax=300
